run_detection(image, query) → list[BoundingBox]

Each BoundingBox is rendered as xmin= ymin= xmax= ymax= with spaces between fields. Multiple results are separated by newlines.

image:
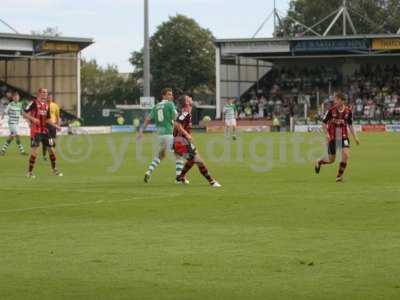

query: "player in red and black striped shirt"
xmin=174 ymin=95 xmax=221 ymax=187
xmin=315 ymin=93 xmax=360 ymax=182
xmin=23 ymin=88 xmax=62 ymax=178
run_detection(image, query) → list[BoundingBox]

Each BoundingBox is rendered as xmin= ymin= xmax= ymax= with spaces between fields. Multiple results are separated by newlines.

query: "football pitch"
xmin=0 ymin=132 xmax=399 ymax=300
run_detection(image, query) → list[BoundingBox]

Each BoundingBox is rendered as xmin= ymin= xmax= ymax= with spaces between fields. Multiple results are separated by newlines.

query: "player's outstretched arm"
xmin=349 ymin=125 xmax=360 ymax=145
xmin=137 ymin=115 xmax=151 ymax=140
xmin=47 ymin=119 xmax=61 ymax=131
xmin=56 ymin=106 xmax=61 ymax=126
xmin=321 ymin=122 xmax=330 ymax=143
xmin=347 ymin=110 xmax=359 ymax=145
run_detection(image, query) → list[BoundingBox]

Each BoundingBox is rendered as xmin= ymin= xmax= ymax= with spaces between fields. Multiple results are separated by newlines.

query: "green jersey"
xmin=4 ymin=101 xmax=23 ymax=125
xmin=150 ymin=100 xmax=177 ymax=135
xmin=223 ymin=103 xmax=237 ymax=120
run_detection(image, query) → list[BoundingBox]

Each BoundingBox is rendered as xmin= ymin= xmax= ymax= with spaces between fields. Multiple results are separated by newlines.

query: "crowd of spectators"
xmin=343 ymin=64 xmax=400 ymax=120
xmin=238 ymin=63 xmax=400 ymax=122
xmin=236 ymin=95 xmax=296 ymax=120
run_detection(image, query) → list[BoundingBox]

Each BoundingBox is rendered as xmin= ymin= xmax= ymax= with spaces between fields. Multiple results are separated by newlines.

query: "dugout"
xmin=0 ymin=32 xmax=93 ymax=117
xmin=214 ymin=34 xmax=400 ymax=119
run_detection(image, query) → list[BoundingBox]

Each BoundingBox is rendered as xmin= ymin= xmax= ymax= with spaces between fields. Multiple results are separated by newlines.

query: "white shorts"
xmin=8 ymin=124 xmax=18 ymax=135
xmin=157 ymin=135 xmax=174 ymax=152
xmin=225 ymin=119 xmax=237 ymax=127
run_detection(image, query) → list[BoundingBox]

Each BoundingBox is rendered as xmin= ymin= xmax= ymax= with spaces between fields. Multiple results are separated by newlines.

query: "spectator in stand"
xmin=355 ymin=96 xmax=363 ymax=118
xmin=258 ymin=95 xmax=266 ymax=119
xmin=244 ymin=105 xmax=252 ymax=118
xmin=238 ymin=109 xmax=246 ymax=119
xmin=275 ymin=97 xmax=283 ymax=115
xmin=395 ymin=103 xmax=400 ymax=119
xmin=384 ymin=96 xmax=393 ymax=118
xmin=364 ymin=99 xmax=371 ymax=119
xmin=248 ymin=97 xmax=259 ymax=118
xmin=375 ymin=104 xmax=383 ymax=120
xmin=266 ymin=97 xmax=274 ymax=119
xmin=369 ymin=99 xmax=376 ymax=120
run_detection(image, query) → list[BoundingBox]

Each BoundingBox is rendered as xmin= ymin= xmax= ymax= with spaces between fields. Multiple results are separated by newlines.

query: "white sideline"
xmin=0 ymin=194 xmax=180 ymax=214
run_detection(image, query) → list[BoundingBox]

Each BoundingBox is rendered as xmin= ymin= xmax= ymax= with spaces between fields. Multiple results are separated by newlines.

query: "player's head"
xmin=334 ymin=92 xmax=346 ymax=106
xmin=180 ymin=94 xmax=193 ymax=110
xmin=11 ymin=91 xmax=20 ymax=102
xmin=161 ymin=88 xmax=173 ymax=101
xmin=228 ymin=98 xmax=235 ymax=104
xmin=37 ymin=88 xmax=48 ymax=101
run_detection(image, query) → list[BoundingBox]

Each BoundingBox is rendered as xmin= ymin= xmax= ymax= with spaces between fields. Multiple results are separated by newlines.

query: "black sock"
xmin=16 ymin=137 xmax=25 ymax=153
xmin=50 ymin=153 xmax=57 ymax=170
xmin=177 ymin=160 xmax=195 ymax=180
xmin=197 ymin=162 xmax=213 ymax=183
xmin=42 ymin=144 xmax=47 ymax=157
xmin=337 ymin=162 xmax=347 ymax=178
xmin=29 ymin=155 xmax=37 ymax=172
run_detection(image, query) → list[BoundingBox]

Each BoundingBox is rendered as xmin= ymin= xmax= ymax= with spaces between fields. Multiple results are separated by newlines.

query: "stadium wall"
xmin=294 ymin=124 xmax=400 ymax=133
xmin=0 ymin=53 xmax=78 ymax=114
xmin=1 ymin=122 xmax=399 ymax=137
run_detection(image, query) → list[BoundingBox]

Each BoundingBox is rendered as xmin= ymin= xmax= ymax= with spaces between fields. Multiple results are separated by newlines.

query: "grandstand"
xmin=214 ymin=34 xmax=400 ymax=127
xmin=0 ymin=31 xmax=93 ymax=120
xmin=214 ymin=0 xmax=400 ymax=128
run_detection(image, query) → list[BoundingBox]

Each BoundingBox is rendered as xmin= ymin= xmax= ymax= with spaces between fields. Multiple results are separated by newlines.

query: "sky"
xmin=0 ymin=0 xmax=290 ymax=72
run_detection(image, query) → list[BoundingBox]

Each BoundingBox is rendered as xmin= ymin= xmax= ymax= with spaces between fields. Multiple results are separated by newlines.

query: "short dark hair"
xmin=161 ymin=88 xmax=172 ymax=97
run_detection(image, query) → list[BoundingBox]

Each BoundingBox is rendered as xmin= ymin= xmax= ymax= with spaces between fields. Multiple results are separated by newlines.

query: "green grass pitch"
xmin=0 ymin=132 xmax=399 ymax=300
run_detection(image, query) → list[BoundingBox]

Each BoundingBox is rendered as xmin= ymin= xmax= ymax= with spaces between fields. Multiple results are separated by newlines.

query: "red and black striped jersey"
xmin=323 ymin=106 xmax=353 ymax=141
xmin=24 ymin=99 xmax=50 ymax=137
xmin=174 ymin=111 xmax=192 ymax=138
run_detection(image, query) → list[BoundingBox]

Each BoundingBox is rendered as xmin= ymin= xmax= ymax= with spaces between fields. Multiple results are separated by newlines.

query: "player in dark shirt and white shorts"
xmin=315 ymin=93 xmax=360 ymax=182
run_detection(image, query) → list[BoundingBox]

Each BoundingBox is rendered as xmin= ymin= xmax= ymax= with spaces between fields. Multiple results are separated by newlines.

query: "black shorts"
xmin=328 ymin=138 xmax=350 ymax=155
xmin=31 ymin=133 xmax=56 ymax=148
xmin=48 ymin=126 xmax=57 ymax=139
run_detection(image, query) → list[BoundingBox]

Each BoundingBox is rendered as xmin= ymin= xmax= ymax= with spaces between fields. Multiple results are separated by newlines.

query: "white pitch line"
xmin=0 ymin=194 xmax=180 ymax=214
xmin=0 ymin=187 xmax=173 ymax=194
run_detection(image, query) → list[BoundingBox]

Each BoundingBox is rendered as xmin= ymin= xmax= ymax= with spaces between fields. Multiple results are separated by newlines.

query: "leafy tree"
xmin=130 ymin=14 xmax=215 ymax=97
xmin=81 ymin=59 xmax=141 ymax=107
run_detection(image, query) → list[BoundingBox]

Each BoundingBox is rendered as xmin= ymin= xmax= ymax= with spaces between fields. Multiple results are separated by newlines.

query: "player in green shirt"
xmin=0 ymin=91 xmax=26 ymax=155
xmin=138 ymin=88 xmax=185 ymax=183
xmin=223 ymin=98 xmax=238 ymax=140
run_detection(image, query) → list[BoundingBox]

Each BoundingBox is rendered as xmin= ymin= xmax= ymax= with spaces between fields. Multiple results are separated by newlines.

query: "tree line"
xmin=81 ymin=0 xmax=400 ymax=107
